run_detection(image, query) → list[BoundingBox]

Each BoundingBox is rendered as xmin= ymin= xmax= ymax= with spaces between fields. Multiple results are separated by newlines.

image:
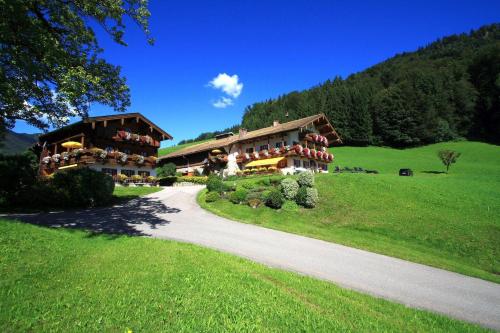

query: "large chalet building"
xmin=159 ymin=114 xmax=341 ymax=176
xmin=38 ymin=113 xmax=172 ymax=181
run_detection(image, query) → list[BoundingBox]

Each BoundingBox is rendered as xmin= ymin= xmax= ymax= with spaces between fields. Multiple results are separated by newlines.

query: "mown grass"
xmin=158 ymin=139 xmax=211 ymax=156
xmin=200 ymin=141 xmax=500 ymax=283
xmin=113 ymin=185 xmax=162 ymax=198
xmin=0 ymin=220 xmax=487 ymax=332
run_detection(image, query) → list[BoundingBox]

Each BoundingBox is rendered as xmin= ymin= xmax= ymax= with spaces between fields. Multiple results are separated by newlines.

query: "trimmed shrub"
xmin=295 ymin=187 xmax=319 ymax=208
xmin=269 ymin=175 xmax=285 ymax=185
xmin=280 ymin=178 xmax=299 ymax=200
xmin=297 ymin=172 xmax=314 ymax=187
xmin=206 ymin=175 xmax=225 ymax=193
xmin=257 ymin=177 xmax=271 ymax=186
xmin=265 ymin=188 xmax=284 ymax=209
xmin=51 ymin=167 xmax=115 ymax=207
xmin=178 ymin=176 xmax=208 ymax=184
xmin=282 ymin=200 xmax=300 ymax=212
xmin=247 ymin=198 xmax=262 ymax=208
xmin=241 ymin=182 xmax=256 ymax=190
xmin=205 ymin=191 xmax=220 ymax=203
xmin=158 ymin=176 xmax=177 ymax=186
xmin=229 ymin=188 xmax=248 ymax=204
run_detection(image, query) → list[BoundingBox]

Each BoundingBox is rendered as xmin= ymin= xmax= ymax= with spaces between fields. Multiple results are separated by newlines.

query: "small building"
xmin=158 ymin=114 xmax=341 ymax=176
xmin=38 ymin=113 xmax=172 ymax=181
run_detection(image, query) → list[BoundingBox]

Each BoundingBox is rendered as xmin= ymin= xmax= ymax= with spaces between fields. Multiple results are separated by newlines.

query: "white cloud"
xmin=208 ymin=73 xmax=243 ymax=98
xmin=212 ymin=96 xmax=234 ymax=108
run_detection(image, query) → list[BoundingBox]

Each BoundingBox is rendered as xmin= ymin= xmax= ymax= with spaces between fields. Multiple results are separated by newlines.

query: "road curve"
xmin=9 ymin=186 xmax=500 ymax=329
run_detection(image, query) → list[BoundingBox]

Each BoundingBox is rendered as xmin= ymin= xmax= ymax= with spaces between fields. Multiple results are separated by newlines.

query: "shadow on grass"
xmin=5 ymin=196 xmax=180 ymax=237
xmin=421 ymin=170 xmax=447 ymax=174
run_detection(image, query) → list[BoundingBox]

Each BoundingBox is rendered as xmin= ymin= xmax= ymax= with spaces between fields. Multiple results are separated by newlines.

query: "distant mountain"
xmin=182 ymin=23 xmax=500 ymax=147
xmin=0 ymin=130 xmax=39 ymax=155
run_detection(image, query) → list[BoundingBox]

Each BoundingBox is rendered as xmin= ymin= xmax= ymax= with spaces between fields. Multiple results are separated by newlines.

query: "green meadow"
xmin=200 ymin=141 xmax=500 ymax=283
xmin=0 ymin=220 xmax=487 ymax=332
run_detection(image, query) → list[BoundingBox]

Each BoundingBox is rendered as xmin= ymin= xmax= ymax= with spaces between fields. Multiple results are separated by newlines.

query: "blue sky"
xmin=14 ymin=0 xmax=500 ymax=146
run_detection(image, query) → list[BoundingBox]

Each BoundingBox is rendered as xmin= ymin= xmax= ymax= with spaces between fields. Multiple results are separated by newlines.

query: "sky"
xmin=13 ymin=0 xmax=500 ymax=146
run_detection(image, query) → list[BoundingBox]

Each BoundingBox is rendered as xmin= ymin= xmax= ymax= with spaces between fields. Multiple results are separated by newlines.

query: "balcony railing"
xmin=236 ymin=145 xmax=334 ymax=164
xmin=41 ymin=148 xmax=157 ymax=174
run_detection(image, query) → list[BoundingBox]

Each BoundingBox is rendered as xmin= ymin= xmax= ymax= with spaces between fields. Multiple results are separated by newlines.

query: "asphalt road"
xmin=10 ymin=185 xmax=500 ymax=329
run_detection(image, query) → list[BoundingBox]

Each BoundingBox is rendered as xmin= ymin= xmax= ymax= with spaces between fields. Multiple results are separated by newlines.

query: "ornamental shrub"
xmin=295 ymin=187 xmax=319 ymax=208
xmin=280 ymin=178 xmax=299 ymax=200
xmin=156 ymin=162 xmax=177 ymax=177
xmin=158 ymin=176 xmax=177 ymax=186
xmin=229 ymin=188 xmax=248 ymax=204
xmin=257 ymin=177 xmax=271 ymax=186
xmin=51 ymin=167 xmax=115 ymax=207
xmin=0 ymin=152 xmax=38 ymax=207
xmin=265 ymin=188 xmax=284 ymax=209
xmin=282 ymin=200 xmax=300 ymax=212
xmin=297 ymin=171 xmax=314 ymax=187
xmin=178 ymin=176 xmax=209 ymax=184
xmin=205 ymin=191 xmax=220 ymax=203
xmin=206 ymin=175 xmax=225 ymax=193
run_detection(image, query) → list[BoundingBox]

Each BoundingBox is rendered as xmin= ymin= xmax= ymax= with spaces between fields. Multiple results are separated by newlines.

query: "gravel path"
xmin=9 ymin=186 xmax=500 ymax=329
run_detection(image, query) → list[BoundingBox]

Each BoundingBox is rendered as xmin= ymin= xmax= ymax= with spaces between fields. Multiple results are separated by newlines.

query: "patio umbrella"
xmin=211 ymin=149 xmax=222 ymax=154
xmin=61 ymin=141 xmax=82 ymax=151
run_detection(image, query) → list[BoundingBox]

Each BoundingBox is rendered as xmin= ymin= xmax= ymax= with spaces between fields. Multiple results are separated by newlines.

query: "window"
xmin=138 ymin=171 xmax=150 ymax=177
xmin=259 ymin=144 xmax=269 ymax=151
xmin=141 ymin=151 xmax=148 ymax=157
xmin=121 ymin=169 xmax=135 ymax=177
xmin=293 ymin=159 xmax=301 ymax=168
xmin=322 ymin=164 xmax=328 ymax=171
xmin=303 ymin=161 xmax=310 ymax=168
xmin=245 ymin=147 xmax=254 ymax=153
xmin=310 ymin=160 xmax=316 ymax=169
xmin=101 ymin=168 xmax=117 ymax=176
xmin=275 ymin=141 xmax=283 ymax=148
xmin=123 ymin=148 xmax=131 ymax=154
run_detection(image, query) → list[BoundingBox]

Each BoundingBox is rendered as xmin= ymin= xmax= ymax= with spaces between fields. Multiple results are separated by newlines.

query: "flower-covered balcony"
xmin=235 ymin=144 xmax=334 ymax=164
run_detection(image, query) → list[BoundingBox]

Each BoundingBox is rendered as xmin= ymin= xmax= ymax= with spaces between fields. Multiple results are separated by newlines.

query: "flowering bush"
xmin=295 ymin=187 xmax=319 ymax=208
xmin=297 ymin=171 xmax=314 ymax=187
xmin=280 ymin=178 xmax=299 ymax=200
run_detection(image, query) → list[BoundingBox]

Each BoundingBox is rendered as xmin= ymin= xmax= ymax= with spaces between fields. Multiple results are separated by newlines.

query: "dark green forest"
xmin=183 ymin=24 xmax=500 ymax=147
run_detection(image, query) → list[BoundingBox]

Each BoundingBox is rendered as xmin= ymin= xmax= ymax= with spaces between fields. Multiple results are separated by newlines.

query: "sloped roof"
xmin=39 ymin=112 xmax=172 ymax=141
xmin=159 ymin=113 xmax=341 ymax=160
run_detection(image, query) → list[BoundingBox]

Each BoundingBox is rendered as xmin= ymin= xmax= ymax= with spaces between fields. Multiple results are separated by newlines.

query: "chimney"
xmin=273 ymin=120 xmax=280 ymax=127
xmin=239 ymin=128 xmax=247 ymax=138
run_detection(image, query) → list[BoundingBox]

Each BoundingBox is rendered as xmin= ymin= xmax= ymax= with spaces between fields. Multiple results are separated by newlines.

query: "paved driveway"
xmin=9 ymin=186 xmax=500 ymax=329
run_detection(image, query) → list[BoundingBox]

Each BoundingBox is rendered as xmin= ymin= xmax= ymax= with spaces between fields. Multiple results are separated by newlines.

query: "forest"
xmin=182 ymin=24 xmax=499 ymax=147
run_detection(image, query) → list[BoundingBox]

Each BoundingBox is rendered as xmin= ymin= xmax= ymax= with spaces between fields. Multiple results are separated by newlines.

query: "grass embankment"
xmin=200 ymin=141 xmax=500 ymax=283
xmin=158 ymin=139 xmax=212 ymax=156
xmin=0 ymin=220 xmax=487 ymax=332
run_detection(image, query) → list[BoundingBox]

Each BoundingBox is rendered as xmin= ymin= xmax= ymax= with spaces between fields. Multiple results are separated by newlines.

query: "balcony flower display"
xmin=51 ymin=154 xmax=61 ymax=163
xmin=253 ymin=152 xmax=259 ymax=160
xmin=117 ymin=174 xmax=128 ymax=183
xmin=316 ymin=151 xmax=323 ymax=159
xmin=70 ymin=148 xmax=83 ymax=158
xmin=42 ymin=156 xmax=51 ymax=164
xmin=117 ymin=152 xmax=128 ymax=164
xmin=147 ymin=176 xmax=157 ymax=183
xmin=133 ymin=154 xmax=145 ymax=165
xmin=260 ymin=149 xmax=269 ymax=157
xmin=131 ymin=174 xmax=142 ymax=182
xmin=303 ymin=147 xmax=310 ymax=158
xmin=243 ymin=153 xmax=250 ymax=161
xmin=294 ymin=145 xmax=303 ymax=154
xmin=61 ymin=152 xmax=69 ymax=161
xmin=310 ymin=149 xmax=317 ymax=159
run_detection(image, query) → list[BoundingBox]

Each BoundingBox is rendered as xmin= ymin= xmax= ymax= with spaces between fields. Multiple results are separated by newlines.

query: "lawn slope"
xmin=158 ymin=139 xmax=212 ymax=156
xmin=0 ymin=220 xmax=486 ymax=332
xmin=200 ymin=141 xmax=500 ymax=283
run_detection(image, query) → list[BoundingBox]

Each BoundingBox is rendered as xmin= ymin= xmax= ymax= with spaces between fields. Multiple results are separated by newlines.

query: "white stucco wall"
xmin=88 ymin=162 xmax=157 ymax=176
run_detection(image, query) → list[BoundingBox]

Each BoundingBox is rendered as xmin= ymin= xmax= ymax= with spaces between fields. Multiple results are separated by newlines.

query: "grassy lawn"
xmin=158 ymin=139 xmax=211 ymax=156
xmin=113 ymin=185 xmax=163 ymax=199
xmin=0 ymin=220 xmax=487 ymax=332
xmin=200 ymin=141 xmax=500 ymax=283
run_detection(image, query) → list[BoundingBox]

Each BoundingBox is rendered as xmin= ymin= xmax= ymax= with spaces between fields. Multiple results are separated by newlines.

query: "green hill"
xmin=0 ymin=130 xmax=39 ymax=155
xmin=201 ymin=141 xmax=500 ymax=283
xmin=158 ymin=139 xmax=212 ymax=156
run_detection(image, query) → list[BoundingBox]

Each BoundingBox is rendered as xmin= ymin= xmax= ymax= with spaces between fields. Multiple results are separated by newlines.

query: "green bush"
xmin=241 ymin=182 xmax=256 ymax=190
xmin=0 ymin=152 xmax=38 ymax=206
xmin=282 ymin=200 xmax=300 ymax=212
xmin=51 ymin=167 xmax=115 ymax=207
xmin=269 ymin=175 xmax=285 ymax=185
xmin=280 ymin=178 xmax=299 ymax=200
xmin=295 ymin=187 xmax=319 ymax=208
xmin=156 ymin=162 xmax=177 ymax=177
xmin=297 ymin=172 xmax=314 ymax=187
xmin=205 ymin=191 xmax=220 ymax=203
xmin=178 ymin=176 xmax=209 ymax=184
xmin=265 ymin=188 xmax=284 ymax=209
xmin=206 ymin=175 xmax=226 ymax=193
xmin=229 ymin=188 xmax=248 ymax=204
xmin=257 ymin=177 xmax=271 ymax=186
xmin=158 ymin=176 xmax=177 ymax=186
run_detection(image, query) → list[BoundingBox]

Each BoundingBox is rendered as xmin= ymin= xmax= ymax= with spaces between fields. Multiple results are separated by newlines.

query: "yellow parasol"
xmin=61 ymin=141 xmax=82 ymax=151
xmin=211 ymin=149 xmax=222 ymax=154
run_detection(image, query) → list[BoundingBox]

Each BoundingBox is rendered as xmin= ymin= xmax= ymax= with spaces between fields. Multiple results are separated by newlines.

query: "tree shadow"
xmin=421 ymin=170 xmax=447 ymax=174
xmin=6 ymin=196 xmax=181 ymax=237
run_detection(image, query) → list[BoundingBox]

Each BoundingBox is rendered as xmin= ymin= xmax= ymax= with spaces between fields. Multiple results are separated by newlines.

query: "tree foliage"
xmin=0 ymin=0 xmax=152 ymax=133
xmin=438 ymin=150 xmax=461 ymax=173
